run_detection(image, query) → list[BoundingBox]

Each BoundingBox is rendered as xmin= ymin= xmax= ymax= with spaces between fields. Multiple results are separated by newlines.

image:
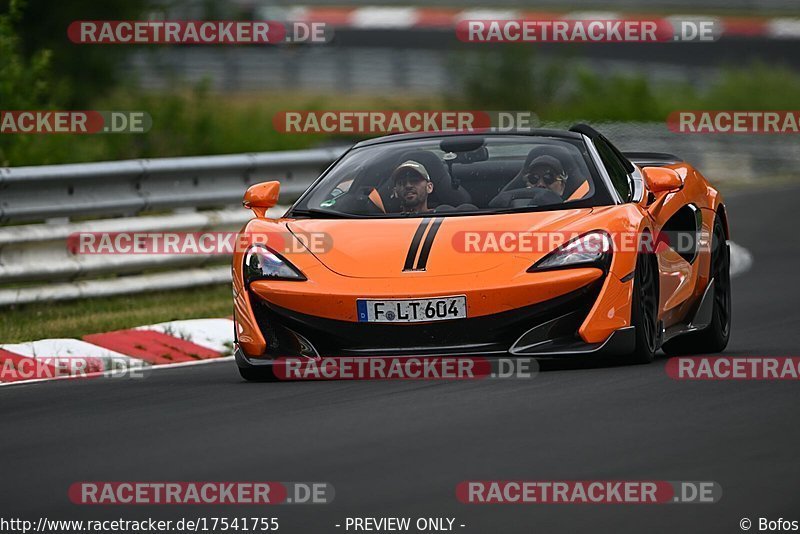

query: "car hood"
xmin=287 ymin=208 xmax=595 ymax=278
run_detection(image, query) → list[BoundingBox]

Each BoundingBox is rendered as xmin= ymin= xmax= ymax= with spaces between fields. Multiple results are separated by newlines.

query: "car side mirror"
xmin=243 ymin=181 xmax=280 ymax=217
xmin=642 ymin=167 xmax=683 ymax=194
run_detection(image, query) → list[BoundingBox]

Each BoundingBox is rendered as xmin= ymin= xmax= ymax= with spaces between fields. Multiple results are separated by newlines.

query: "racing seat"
xmin=399 ymin=150 xmax=472 ymax=208
xmin=352 ymin=149 xmax=474 ymax=213
xmin=368 ymin=150 xmax=473 ymax=212
xmin=501 ymin=145 xmax=588 ymax=199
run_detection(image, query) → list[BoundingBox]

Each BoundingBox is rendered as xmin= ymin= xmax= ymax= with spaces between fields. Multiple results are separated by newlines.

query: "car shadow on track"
xmin=535 ymin=353 xmax=665 ymax=372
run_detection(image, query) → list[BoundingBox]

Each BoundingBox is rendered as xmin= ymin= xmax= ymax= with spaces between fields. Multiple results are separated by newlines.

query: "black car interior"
xmin=315 ymin=138 xmax=598 ymax=215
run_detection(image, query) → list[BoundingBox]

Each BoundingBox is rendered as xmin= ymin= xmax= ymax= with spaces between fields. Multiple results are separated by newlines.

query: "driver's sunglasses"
xmin=525 ymin=170 xmax=567 ymax=186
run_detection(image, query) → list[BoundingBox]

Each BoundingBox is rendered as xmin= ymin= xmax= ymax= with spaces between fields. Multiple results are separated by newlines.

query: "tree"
xmin=0 ymin=0 xmax=53 ymax=165
xmin=4 ymin=0 xmax=151 ymax=106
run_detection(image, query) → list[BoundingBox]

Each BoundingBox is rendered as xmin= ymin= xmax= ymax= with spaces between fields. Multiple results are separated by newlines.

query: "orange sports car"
xmin=232 ymin=125 xmax=731 ymax=380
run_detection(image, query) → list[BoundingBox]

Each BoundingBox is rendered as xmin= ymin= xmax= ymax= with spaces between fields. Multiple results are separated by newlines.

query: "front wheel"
xmin=626 ymin=251 xmax=660 ymax=364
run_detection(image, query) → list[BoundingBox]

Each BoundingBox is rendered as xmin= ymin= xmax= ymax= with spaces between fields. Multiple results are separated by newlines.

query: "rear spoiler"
xmin=623 ymin=152 xmax=683 ymax=167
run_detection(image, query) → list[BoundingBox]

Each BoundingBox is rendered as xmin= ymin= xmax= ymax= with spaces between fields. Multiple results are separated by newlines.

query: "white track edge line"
xmin=0 ymin=356 xmax=235 ymax=388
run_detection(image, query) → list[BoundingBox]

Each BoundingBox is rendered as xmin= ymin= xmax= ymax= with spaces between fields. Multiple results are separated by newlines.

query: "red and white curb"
xmin=287 ymin=6 xmax=800 ymax=39
xmin=0 ymin=318 xmax=234 ymax=386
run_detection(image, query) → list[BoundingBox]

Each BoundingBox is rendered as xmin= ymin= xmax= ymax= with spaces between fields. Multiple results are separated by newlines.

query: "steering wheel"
xmin=489 ymin=187 xmax=563 ymax=209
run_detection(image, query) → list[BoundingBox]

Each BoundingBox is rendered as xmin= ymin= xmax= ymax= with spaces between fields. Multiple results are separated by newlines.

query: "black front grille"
xmin=249 ymin=279 xmax=602 ymax=357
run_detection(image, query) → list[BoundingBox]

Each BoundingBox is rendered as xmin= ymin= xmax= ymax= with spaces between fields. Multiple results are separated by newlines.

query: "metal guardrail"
xmin=0 ymin=125 xmax=797 ymax=306
xmin=588 ymin=123 xmax=800 ymax=181
xmin=0 ymin=208 xmax=288 ymax=307
xmin=0 ymin=208 xmax=253 ymax=284
xmin=0 ymin=147 xmax=346 ymax=306
xmin=0 ymin=147 xmax=346 ymax=224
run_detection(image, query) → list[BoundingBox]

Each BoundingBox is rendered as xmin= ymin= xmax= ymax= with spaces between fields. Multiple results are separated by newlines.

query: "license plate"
xmin=357 ymin=296 xmax=467 ymax=323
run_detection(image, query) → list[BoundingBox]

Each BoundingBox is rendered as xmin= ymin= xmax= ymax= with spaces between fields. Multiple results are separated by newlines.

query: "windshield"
xmin=290 ymin=135 xmax=613 ymax=218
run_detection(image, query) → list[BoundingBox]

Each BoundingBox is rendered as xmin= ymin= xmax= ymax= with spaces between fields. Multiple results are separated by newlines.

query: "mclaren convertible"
xmin=232 ymin=125 xmax=731 ymax=380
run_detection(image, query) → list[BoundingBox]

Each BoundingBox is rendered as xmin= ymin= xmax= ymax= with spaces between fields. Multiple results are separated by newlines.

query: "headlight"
xmin=244 ymin=244 xmax=306 ymax=284
xmin=528 ymin=231 xmax=612 ymax=272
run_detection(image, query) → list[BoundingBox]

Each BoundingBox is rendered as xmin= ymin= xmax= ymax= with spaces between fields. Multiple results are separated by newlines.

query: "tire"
xmin=662 ymin=215 xmax=731 ymax=355
xmin=627 ymin=251 xmax=660 ymax=364
xmin=237 ymin=364 xmax=278 ymax=382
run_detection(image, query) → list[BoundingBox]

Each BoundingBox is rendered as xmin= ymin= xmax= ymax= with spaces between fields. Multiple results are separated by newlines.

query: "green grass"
xmin=0 ymin=284 xmax=232 ymax=344
xmin=6 ymin=61 xmax=800 ymax=166
xmin=1 ymin=89 xmax=445 ymax=166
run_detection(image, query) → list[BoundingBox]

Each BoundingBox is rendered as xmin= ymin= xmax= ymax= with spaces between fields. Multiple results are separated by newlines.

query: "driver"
xmin=391 ymin=160 xmax=434 ymax=214
xmin=523 ymin=155 xmax=568 ymax=198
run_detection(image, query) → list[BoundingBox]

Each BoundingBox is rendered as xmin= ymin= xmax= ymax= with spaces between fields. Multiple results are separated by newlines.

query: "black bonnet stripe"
xmin=414 ymin=217 xmax=444 ymax=270
xmin=403 ymin=217 xmax=432 ymax=271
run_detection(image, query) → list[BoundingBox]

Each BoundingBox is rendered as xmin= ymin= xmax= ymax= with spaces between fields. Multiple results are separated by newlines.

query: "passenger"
xmin=523 ymin=155 xmax=568 ymax=198
xmin=391 ymin=160 xmax=434 ymax=214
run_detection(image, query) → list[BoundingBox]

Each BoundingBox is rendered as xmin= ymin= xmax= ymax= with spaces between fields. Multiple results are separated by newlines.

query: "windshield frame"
xmin=287 ymin=132 xmax=617 ymax=220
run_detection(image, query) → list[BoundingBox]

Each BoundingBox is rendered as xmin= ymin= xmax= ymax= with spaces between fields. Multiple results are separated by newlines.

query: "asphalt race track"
xmin=2 ymin=185 xmax=799 ymax=534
